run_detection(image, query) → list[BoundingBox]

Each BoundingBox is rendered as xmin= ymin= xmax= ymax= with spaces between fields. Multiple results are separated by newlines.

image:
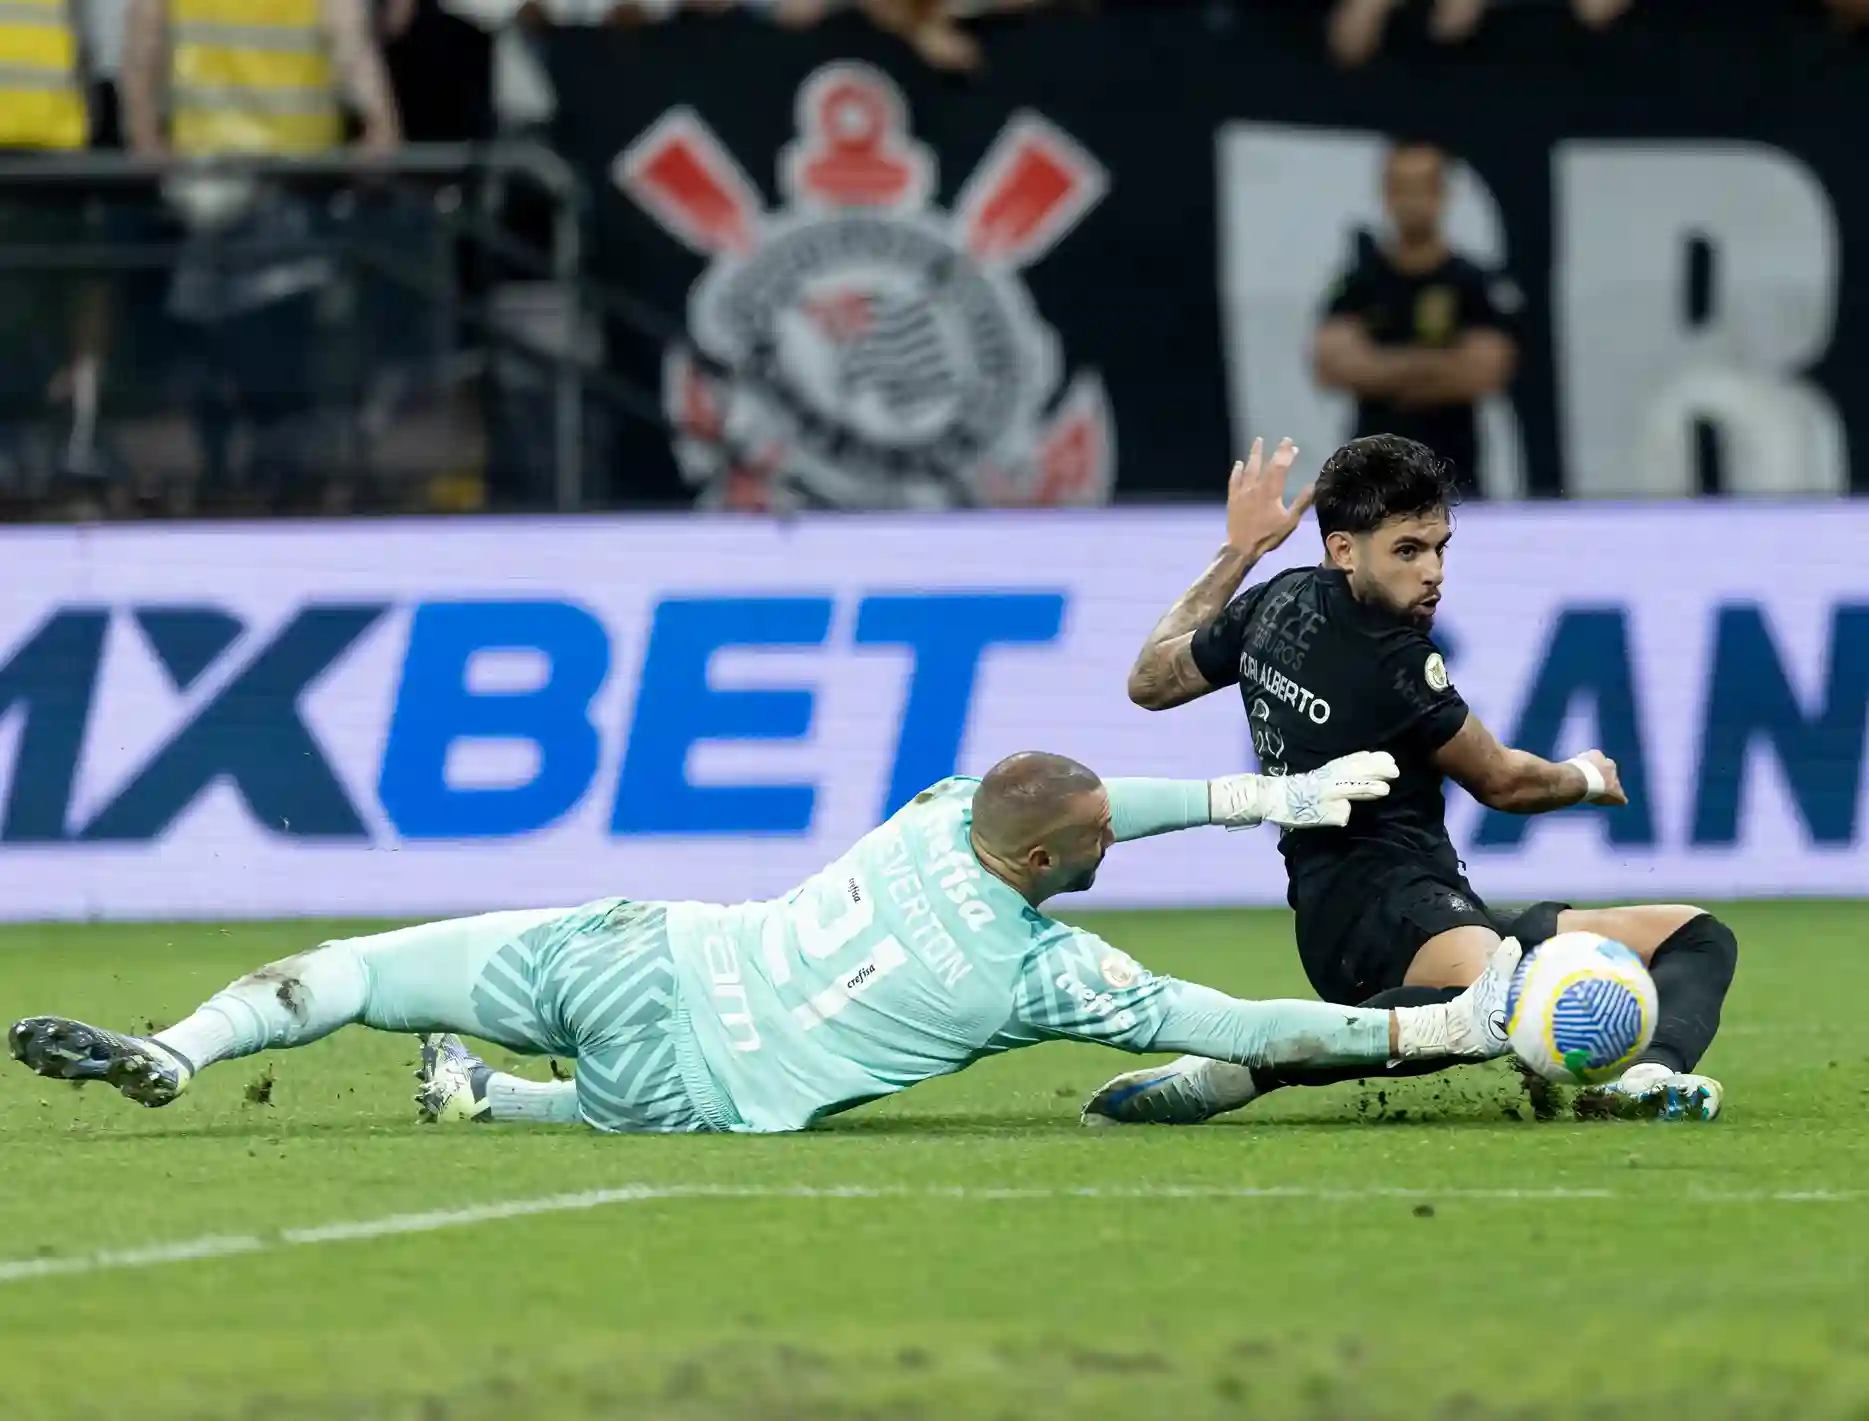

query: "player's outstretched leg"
xmin=1083 ymin=942 xmax=1518 ymax=1126
xmin=8 ymin=910 xmax=572 ymax=1111
xmin=1085 ymin=907 xmax=1738 ymax=1126
xmin=1082 ymin=988 xmax=1469 ymax=1124
xmin=414 ymin=1033 xmax=581 ymax=1125
xmin=1572 ymin=906 xmax=1735 ymax=1122
xmin=1401 ymin=903 xmax=1733 ymax=1121
xmin=8 ymin=937 xmax=381 ymax=1109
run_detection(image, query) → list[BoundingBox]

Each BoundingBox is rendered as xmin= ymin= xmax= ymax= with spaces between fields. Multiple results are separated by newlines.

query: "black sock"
xmin=1250 ymin=986 xmax=1465 ymax=1096
xmin=1635 ymin=914 xmax=1738 ymax=1074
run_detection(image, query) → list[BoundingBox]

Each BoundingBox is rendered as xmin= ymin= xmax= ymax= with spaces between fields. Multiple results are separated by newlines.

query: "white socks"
xmin=153 ymin=1006 xmax=241 ymax=1071
xmin=154 ymin=945 xmax=370 ymax=1072
xmin=487 ymin=1074 xmax=581 ymax=1124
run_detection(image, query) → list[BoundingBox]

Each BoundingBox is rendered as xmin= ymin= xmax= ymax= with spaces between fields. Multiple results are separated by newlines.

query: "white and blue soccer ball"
xmin=1504 ymin=931 xmax=1658 ymax=1085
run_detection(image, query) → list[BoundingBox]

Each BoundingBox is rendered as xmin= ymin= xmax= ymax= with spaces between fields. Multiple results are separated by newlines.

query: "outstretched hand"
xmin=1226 ymin=437 xmax=1313 ymax=559
xmin=1209 ymin=751 xmax=1398 ymax=832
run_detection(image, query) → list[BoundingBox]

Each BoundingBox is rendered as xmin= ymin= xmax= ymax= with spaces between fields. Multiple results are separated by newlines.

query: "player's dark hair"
xmin=1313 ymin=435 xmax=1462 ymax=538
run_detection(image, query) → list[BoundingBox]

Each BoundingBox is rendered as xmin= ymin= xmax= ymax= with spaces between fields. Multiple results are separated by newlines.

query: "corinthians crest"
xmin=615 ymin=63 xmax=1114 ymax=511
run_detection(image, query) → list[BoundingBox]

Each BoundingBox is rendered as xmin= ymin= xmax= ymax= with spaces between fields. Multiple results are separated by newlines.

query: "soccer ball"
xmin=1504 ymin=931 xmax=1657 ymax=1085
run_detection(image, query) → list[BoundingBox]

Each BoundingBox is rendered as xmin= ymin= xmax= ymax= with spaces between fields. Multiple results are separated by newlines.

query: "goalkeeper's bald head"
xmin=970 ymin=751 xmax=1112 ymax=905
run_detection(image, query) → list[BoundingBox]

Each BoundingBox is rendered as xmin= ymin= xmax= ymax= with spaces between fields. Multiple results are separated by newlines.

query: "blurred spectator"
xmin=872 ymin=0 xmax=1062 ymax=72
xmin=1329 ymin=0 xmax=1632 ymax=67
xmin=120 ymin=0 xmax=402 ymax=506
xmin=860 ymin=0 xmax=981 ymax=72
xmin=1311 ymin=139 xmax=1520 ymax=498
xmin=448 ymin=0 xmax=1022 ymax=134
xmin=379 ymin=0 xmax=492 ymax=143
xmin=1568 ymin=0 xmax=1630 ymax=28
xmin=0 ymin=0 xmax=89 ymax=150
xmin=122 ymin=0 xmax=400 ymax=156
xmin=0 ymin=0 xmax=109 ymax=506
xmin=1427 ymin=0 xmax=1485 ymax=42
xmin=1327 ymin=0 xmax=1394 ymax=68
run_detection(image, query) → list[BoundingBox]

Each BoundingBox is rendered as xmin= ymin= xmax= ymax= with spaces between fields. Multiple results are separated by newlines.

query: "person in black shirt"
xmin=1082 ymin=434 xmax=1739 ymax=1126
xmin=1313 ymin=140 xmax=1519 ymax=497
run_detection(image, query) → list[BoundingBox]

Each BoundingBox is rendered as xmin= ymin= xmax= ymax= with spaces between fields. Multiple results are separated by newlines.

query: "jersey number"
xmin=764 ymin=866 xmax=908 ymax=1034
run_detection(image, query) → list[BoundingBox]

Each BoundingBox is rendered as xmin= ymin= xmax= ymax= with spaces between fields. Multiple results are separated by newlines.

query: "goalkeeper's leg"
xmin=415 ymin=1033 xmax=582 ymax=1125
xmin=419 ymin=903 xmax=710 ymax=1134
xmin=9 ymin=910 xmax=573 ymax=1109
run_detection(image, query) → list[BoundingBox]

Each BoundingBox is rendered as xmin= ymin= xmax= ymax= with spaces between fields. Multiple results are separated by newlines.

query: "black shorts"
xmin=1294 ymin=858 xmax=1569 ymax=1005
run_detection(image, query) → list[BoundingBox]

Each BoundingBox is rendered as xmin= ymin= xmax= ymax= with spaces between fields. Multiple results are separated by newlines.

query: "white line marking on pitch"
xmin=3 ymin=1182 xmax=1862 ymax=1286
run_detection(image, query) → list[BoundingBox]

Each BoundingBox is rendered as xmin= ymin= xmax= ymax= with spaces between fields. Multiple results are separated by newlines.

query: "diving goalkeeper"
xmin=12 ymin=750 xmax=1520 ymax=1133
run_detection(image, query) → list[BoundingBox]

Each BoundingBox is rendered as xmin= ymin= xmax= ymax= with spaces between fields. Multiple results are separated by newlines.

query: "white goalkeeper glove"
xmin=1207 ymin=751 xmax=1398 ymax=831
xmin=1394 ymin=938 xmax=1523 ymax=1061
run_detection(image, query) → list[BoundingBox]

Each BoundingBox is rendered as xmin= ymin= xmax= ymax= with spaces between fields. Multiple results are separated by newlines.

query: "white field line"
xmin=3 ymin=1182 xmax=1863 ymax=1286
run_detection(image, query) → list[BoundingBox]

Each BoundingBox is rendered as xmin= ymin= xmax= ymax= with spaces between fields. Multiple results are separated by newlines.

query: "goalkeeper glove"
xmin=1208 ymin=750 xmax=1397 ymax=830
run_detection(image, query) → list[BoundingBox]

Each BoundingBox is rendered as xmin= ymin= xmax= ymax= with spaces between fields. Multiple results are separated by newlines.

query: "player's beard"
xmin=1364 ymin=576 xmax=1437 ymax=627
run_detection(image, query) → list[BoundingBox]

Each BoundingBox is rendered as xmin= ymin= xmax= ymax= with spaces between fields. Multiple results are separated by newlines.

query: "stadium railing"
xmin=0 ymin=143 xmax=629 ymax=518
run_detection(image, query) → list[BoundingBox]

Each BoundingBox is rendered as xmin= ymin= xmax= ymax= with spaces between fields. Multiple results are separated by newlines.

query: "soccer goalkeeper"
xmin=12 ymin=749 xmax=1521 ymax=1134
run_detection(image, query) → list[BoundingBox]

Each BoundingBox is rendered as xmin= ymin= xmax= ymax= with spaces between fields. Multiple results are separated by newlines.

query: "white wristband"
xmin=1565 ymin=755 xmax=1606 ymax=802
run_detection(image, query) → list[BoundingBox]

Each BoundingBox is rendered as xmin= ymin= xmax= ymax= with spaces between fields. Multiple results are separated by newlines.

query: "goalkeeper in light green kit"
xmin=11 ymin=751 xmax=1520 ymax=1132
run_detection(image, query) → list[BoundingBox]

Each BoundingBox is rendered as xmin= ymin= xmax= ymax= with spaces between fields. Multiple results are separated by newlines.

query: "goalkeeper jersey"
xmin=667 ymin=777 xmax=1224 ymax=1133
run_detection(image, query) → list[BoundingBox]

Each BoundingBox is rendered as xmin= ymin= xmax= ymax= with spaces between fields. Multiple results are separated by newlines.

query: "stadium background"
xmin=0 ymin=0 xmax=1851 ymax=921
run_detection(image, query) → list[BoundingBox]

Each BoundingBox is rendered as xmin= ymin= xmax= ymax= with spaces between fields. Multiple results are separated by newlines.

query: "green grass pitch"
xmin=2 ymin=902 xmax=1866 ymax=1420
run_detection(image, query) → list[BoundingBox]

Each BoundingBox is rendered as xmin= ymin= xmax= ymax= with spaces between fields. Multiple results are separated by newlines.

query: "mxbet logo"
xmin=0 ymin=592 xmax=1065 ymax=844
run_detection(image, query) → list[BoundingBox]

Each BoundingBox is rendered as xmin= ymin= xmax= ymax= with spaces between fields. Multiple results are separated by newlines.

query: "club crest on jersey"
xmin=1425 ymin=653 xmax=1450 ymax=693
xmin=1099 ymin=949 xmax=1140 ymax=991
xmin=616 ymin=63 xmax=1114 ymax=511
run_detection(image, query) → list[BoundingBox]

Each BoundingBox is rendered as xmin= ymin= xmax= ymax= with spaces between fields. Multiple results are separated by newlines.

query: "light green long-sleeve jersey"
xmin=668 ymin=777 xmax=1389 ymax=1133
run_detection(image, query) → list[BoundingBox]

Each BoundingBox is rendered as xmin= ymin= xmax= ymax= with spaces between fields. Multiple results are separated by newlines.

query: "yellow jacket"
xmin=0 ymin=0 xmax=88 ymax=150
xmin=170 ymin=0 xmax=340 ymax=155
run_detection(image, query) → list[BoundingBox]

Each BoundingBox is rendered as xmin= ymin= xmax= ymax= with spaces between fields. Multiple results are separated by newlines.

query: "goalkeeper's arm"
xmin=1102 ymin=751 xmax=1397 ymax=841
xmin=1142 ymin=941 xmax=1522 ymax=1068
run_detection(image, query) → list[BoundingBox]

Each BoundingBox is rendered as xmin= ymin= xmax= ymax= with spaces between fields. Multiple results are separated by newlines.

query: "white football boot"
xmin=8 ymin=1016 xmax=194 ymax=1107
xmin=1593 ymin=1061 xmax=1723 ymax=1121
xmin=1080 ymin=1056 xmax=1259 ymax=1126
xmin=414 ymin=1033 xmax=493 ymax=1123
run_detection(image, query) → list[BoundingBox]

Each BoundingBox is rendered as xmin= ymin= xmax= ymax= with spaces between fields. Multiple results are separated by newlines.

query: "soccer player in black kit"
xmin=1083 ymin=434 xmax=1737 ymax=1125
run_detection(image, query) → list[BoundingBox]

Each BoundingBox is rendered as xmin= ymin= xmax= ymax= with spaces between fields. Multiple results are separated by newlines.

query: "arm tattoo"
xmin=1127 ymin=545 xmax=1255 ymax=710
